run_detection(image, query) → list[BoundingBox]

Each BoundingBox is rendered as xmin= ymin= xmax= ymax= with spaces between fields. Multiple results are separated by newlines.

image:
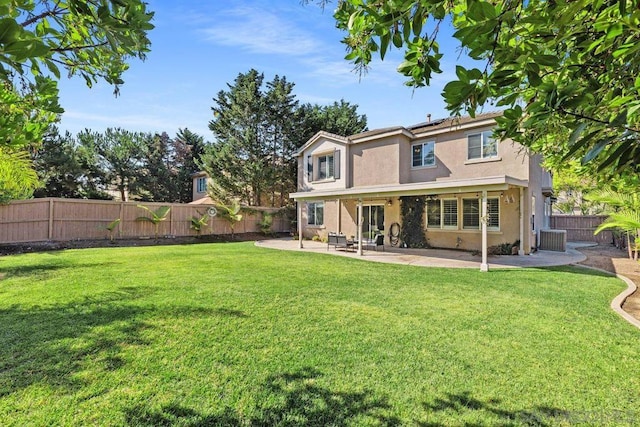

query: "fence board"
xmin=0 ymin=198 xmax=290 ymax=244
xmin=550 ymin=215 xmax=613 ymax=244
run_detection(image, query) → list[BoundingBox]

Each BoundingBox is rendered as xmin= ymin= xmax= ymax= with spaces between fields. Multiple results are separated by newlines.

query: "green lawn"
xmin=0 ymin=242 xmax=638 ymax=426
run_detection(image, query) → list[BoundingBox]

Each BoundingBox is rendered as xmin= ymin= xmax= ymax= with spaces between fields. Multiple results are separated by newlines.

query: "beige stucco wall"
xmin=351 ymin=136 xmax=406 ymax=187
xmin=404 ymin=128 xmax=530 ymax=184
xmin=192 ymin=172 xmax=208 ymax=202
xmin=300 ymin=137 xmax=347 ymax=191
xmin=423 ymin=189 xmax=521 ymax=252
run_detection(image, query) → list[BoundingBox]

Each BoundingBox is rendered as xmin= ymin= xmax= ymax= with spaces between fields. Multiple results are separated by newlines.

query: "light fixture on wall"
xmin=426 ymin=195 xmax=437 ymax=201
xmin=387 ymin=199 xmax=393 ymax=207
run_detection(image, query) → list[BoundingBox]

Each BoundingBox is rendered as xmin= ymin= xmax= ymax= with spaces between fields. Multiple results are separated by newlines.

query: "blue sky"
xmin=57 ymin=0 xmax=475 ymax=141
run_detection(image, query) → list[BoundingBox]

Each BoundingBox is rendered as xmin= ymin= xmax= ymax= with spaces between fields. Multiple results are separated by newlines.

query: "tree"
xmin=173 ymin=128 xmax=208 ymax=203
xmin=294 ymin=99 xmax=368 ymax=145
xmin=137 ymin=132 xmax=178 ymax=202
xmin=322 ymin=0 xmax=640 ymax=176
xmin=0 ymin=0 xmax=154 ymax=201
xmin=78 ymin=128 xmax=146 ymax=201
xmin=204 ymin=69 xmax=274 ymax=206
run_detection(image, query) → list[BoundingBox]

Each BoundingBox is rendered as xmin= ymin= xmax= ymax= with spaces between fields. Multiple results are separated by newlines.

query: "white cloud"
xmin=201 ymin=6 xmax=320 ymax=56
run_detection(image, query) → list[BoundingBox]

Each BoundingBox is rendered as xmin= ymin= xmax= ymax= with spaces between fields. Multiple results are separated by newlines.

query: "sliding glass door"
xmin=363 ymin=205 xmax=385 ymax=240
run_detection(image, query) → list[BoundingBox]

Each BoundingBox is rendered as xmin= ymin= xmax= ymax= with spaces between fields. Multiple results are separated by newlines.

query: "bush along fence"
xmin=0 ymin=198 xmax=291 ymax=244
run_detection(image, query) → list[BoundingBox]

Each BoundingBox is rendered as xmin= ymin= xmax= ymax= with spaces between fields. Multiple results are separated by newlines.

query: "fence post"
xmin=170 ymin=207 xmax=175 ymax=237
xmin=48 ymin=198 xmax=54 ymax=240
xmin=118 ymin=202 xmax=124 ymax=238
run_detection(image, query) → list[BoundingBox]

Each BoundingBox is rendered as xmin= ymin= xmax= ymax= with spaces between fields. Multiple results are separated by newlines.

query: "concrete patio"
xmin=256 ymin=238 xmax=591 ymax=269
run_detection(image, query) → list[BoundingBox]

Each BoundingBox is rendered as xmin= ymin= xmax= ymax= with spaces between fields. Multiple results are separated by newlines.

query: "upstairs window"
xmin=196 ymin=177 xmax=207 ymax=193
xmin=412 ymin=141 xmax=435 ymax=168
xmin=307 ymin=150 xmax=341 ymax=181
xmin=318 ymin=154 xmax=334 ymax=180
xmin=468 ymin=131 xmax=497 ymax=160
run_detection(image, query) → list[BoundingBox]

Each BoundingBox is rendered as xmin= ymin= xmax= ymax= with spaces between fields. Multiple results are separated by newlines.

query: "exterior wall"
xmin=300 ymin=137 xmax=347 ymax=192
xmin=192 ymin=172 xmax=208 ymax=201
xmin=402 ymin=127 xmax=531 ymax=184
xmin=527 ymin=154 xmax=553 ymax=248
xmin=301 ymin=199 xmax=339 ymax=240
xmin=351 ymin=137 xmax=404 ymax=187
xmin=422 ymin=189 xmax=521 ymax=252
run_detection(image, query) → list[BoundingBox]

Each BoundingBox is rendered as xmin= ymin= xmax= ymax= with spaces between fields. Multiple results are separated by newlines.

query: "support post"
xmin=297 ymin=201 xmax=303 ymax=249
xmin=357 ymin=199 xmax=363 ymax=256
xmin=480 ymin=190 xmax=489 ymax=272
xmin=337 ymin=198 xmax=341 ymax=234
xmin=518 ymin=188 xmax=525 ymax=255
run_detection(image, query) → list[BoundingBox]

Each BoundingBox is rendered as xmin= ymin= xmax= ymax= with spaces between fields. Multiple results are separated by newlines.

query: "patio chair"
xmin=364 ymin=234 xmax=385 ymax=251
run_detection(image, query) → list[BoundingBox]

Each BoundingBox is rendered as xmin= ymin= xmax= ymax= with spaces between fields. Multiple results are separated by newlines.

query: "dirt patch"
xmin=0 ymin=233 xmax=287 ymax=257
xmin=576 ymin=245 xmax=640 ymax=321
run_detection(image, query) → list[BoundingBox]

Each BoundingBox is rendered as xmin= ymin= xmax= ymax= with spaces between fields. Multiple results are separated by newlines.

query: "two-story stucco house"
xmin=289 ymin=112 xmax=553 ymax=271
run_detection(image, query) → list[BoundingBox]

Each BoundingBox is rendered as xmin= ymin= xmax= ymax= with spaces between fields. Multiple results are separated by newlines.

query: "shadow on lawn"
xmin=1 ymin=261 xmax=121 ymax=280
xmin=0 ymin=286 xmax=154 ymax=397
xmin=418 ymin=391 xmax=579 ymax=426
xmin=125 ymin=367 xmax=401 ymax=426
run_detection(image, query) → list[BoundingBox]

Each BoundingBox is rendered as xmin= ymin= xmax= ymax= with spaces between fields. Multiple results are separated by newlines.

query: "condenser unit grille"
xmin=539 ymin=229 xmax=567 ymax=252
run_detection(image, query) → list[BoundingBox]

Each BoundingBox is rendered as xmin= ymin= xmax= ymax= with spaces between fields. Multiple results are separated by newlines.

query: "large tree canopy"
xmin=323 ymin=0 xmax=640 ymax=176
xmin=202 ymin=69 xmax=367 ymax=207
xmin=0 ymin=0 xmax=154 ymax=201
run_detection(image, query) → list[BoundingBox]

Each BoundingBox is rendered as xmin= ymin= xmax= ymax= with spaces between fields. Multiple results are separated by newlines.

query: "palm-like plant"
xmin=105 ymin=218 xmax=121 ymax=241
xmin=190 ymin=212 xmax=209 ymax=237
xmin=136 ymin=205 xmax=171 ymax=240
xmin=587 ymin=189 xmax=640 ymax=260
xmin=216 ymin=199 xmax=243 ymax=239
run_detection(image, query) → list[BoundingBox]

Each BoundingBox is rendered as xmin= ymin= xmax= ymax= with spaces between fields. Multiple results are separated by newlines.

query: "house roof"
xmin=294 ymin=112 xmax=503 ymax=156
xmin=290 ymin=175 xmax=528 ymax=200
xmin=409 ymin=111 xmax=502 ymax=134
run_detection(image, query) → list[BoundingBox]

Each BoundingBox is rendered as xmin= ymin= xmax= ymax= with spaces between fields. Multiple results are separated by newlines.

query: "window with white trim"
xmin=317 ymin=154 xmax=334 ymax=180
xmin=196 ymin=177 xmax=207 ymax=193
xmin=463 ymin=198 xmax=480 ymax=229
xmin=468 ymin=131 xmax=497 ymax=160
xmin=426 ymin=199 xmax=441 ymax=228
xmin=307 ymin=150 xmax=341 ymax=181
xmin=412 ymin=141 xmax=435 ymax=167
xmin=462 ymin=197 xmax=500 ymax=230
xmin=442 ymin=199 xmax=458 ymax=228
xmin=307 ymin=202 xmax=324 ymax=226
xmin=487 ymin=198 xmax=500 ymax=230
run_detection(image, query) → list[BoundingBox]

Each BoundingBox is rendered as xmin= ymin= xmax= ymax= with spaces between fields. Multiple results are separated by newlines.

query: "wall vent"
xmin=539 ymin=229 xmax=567 ymax=252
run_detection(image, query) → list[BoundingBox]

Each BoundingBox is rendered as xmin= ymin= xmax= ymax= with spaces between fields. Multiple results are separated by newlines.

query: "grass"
xmin=0 ymin=242 xmax=639 ymax=426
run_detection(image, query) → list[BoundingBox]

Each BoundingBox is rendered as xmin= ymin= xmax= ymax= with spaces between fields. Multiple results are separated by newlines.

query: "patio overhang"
xmin=289 ymin=175 xmax=528 ymax=201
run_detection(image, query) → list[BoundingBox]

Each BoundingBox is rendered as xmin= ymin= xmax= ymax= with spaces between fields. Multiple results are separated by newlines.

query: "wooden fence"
xmin=0 ymin=198 xmax=291 ymax=244
xmin=550 ymin=215 xmax=613 ymax=244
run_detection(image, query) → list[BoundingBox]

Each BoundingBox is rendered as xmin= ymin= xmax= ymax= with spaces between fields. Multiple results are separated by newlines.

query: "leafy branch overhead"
xmin=0 ymin=0 xmax=154 ymax=201
xmin=325 ymin=0 xmax=640 ymax=175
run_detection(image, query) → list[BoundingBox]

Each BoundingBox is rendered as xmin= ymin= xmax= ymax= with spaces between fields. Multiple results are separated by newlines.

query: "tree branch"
xmin=21 ymin=7 xmax=65 ymax=27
